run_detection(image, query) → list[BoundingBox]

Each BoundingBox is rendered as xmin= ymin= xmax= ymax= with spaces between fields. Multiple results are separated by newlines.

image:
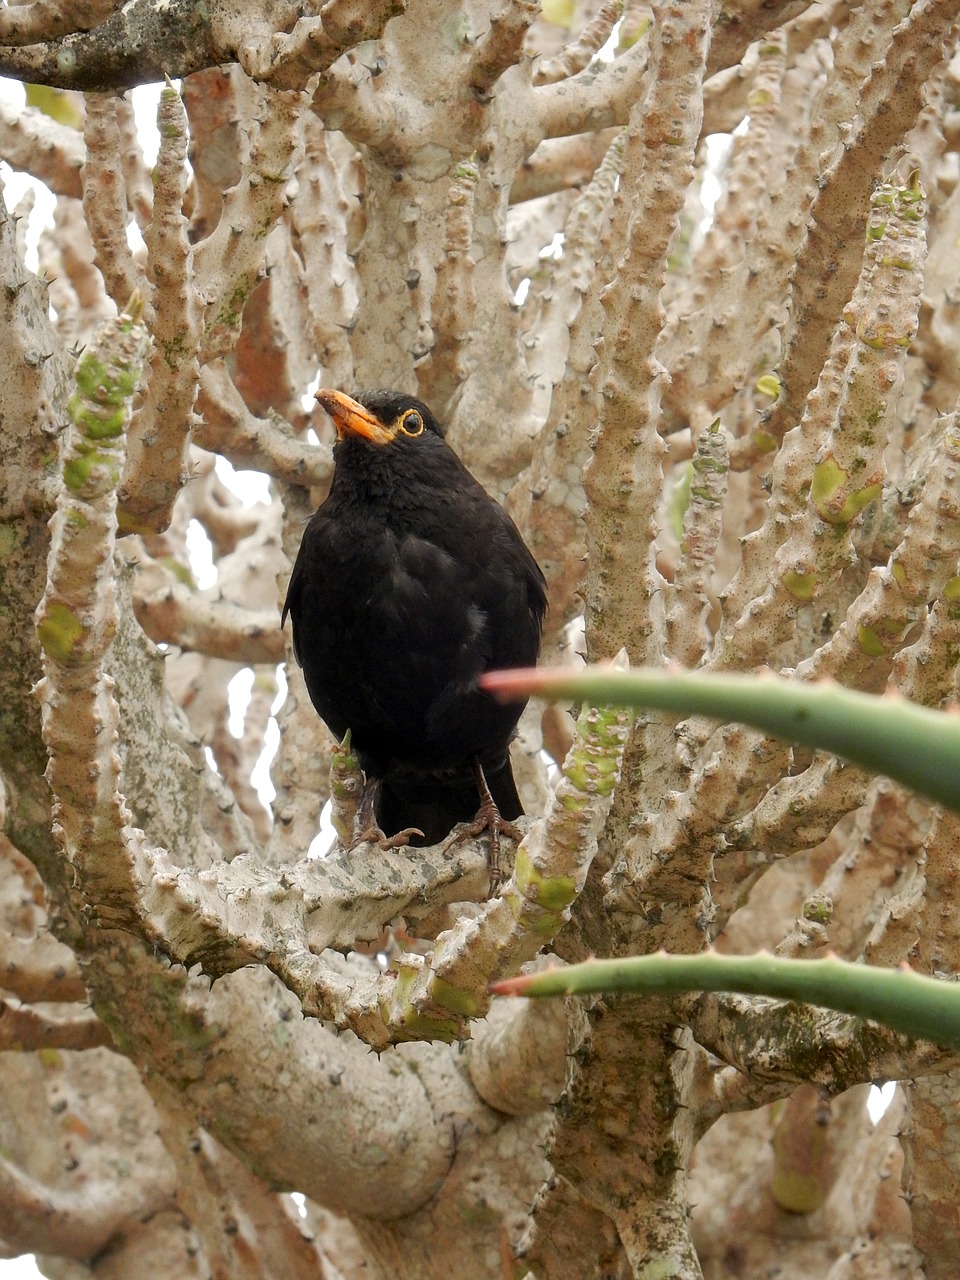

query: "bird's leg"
xmin=443 ymin=758 xmax=523 ymax=880
xmin=346 ymin=778 xmax=424 ymax=852
xmin=346 ymin=779 xmax=380 ymax=849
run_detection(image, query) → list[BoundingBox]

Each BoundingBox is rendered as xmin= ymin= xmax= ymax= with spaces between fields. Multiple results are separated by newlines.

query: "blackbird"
xmin=283 ymin=388 xmax=547 ymax=852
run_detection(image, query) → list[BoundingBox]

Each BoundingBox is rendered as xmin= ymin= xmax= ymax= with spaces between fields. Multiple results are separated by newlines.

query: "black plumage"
xmin=282 ymin=388 xmax=547 ymax=849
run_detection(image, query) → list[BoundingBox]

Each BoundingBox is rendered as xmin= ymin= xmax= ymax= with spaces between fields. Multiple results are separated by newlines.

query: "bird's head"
xmin=316 ymin=388 xmax=444 ymax=447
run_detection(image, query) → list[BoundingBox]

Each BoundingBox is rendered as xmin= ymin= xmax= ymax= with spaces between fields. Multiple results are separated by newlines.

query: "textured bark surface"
xmin=2 ymin=1 xmax=960 ymax=1276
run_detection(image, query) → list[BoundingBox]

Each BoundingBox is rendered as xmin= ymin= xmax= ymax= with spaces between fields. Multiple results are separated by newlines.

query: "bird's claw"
xmin=378 ymin=826 xmax=424 ymax=850
xmin=346 ymin=824 xmax=424 ymax=853
xmin=442 ymin=804 xmax=522 ymax=884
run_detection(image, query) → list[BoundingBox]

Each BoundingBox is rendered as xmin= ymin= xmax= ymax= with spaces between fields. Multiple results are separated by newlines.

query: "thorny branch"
xmin=4 ymin=1 xmax=960 ymax=1277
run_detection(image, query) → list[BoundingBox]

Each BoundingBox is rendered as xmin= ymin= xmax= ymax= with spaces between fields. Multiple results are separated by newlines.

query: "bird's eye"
xmin=398 ymin=410 xmax=424 ymax=437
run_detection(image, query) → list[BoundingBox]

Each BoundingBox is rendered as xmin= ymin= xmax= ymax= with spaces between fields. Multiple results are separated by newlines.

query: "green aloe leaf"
xmin=491 ymin=951 xmax=960 ymax=1050
xmin=482 ymin=666 xmax=960 ymax=815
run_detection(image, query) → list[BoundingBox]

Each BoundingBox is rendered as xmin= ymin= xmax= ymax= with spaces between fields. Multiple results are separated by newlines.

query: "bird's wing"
xmin=398 ymin=503 xmax=545 ymax=757
xmin=281 ymin=464 xmax=546 ymax=771
xmin=281 ymin=557 xmax=304 ymax=666
xmin=346 ymin=528 xmax=522 ymax=762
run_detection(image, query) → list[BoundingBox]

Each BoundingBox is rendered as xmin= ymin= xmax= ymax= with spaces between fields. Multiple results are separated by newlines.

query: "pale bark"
xmin=3 ymin=2 xmax=960 ymax=1277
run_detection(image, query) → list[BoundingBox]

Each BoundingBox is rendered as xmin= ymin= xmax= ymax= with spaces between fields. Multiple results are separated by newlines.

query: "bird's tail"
xmin=376 ymin=757 xmax=522 ymax=847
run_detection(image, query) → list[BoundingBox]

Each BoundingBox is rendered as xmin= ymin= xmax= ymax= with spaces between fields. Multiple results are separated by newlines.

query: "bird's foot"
xmin=442 ymin=803 xmax=522 ymax=883
xmin=347 ymin=825 xmax=425 ymax=853
xmin=345 ymin=778 xmax=424 ymax=850
xmin=443 ymin=757 xmax=524 ymax=884
xmin=378 ymin=826 xmax=424 ymax=850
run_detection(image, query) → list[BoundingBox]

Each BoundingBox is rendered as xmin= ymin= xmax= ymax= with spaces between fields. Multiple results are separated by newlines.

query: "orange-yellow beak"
xmin=315 ymin=389 xmax=393 ymax=445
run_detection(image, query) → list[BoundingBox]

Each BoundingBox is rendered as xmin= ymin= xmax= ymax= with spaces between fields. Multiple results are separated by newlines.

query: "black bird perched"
xmin=282 ymin=388 xmax=547 ymax=854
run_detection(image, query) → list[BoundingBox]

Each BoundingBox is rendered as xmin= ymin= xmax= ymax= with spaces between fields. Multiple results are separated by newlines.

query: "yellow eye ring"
xmin=398 ymin=410 xmax=424 ymax=437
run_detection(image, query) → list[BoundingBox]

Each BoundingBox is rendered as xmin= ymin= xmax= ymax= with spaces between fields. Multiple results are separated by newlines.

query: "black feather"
xmin=283 ymin=389 xmax=546 ymax=846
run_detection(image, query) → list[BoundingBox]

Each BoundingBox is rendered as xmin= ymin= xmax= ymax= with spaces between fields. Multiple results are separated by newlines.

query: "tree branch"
xmin=35 ymin=297 xmax=153 ymax=927
xmin=693 ymin=989 xmax=956 ymax=1091
xmin=0 ymin=931 xmax=87 ymax=1005
xmin=240 ymin=0 xmax=406 ymax=90
xmin=121 ymin=82 xmax=200 ymax=535
xmin=0 ymin=99 xmax=84 ymax=198
xmin=466 ymin=0 xmax=539 ymax=96
xmin=758 ymin=0 xmax=960 ymax=457
xmin=0 ymin=0 xmax=223 ymax=91
xmin=0 ymin=0 xmax=122 ymax=46
xmin=132 ymin=562 xmax=284 ymax=664
xmin=195 ymin=363 xmax=332 ymax=486
xmin=0 ymin=1136 xmax=171 ymax=1258
xmin=195 ymin=82 xmax=304 ymax=361
xmin=82 ymin=92 xmax=145 ymax=311
xmin=468 ymin=991 xmax=571 ymax=1115
xmin=584 ymin=0 xmax=709 ymax=663
xmin=0 ymin=994 xmax=111 ymax=1051
xmin=535 ymin=35 xmax=650 ymax=140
